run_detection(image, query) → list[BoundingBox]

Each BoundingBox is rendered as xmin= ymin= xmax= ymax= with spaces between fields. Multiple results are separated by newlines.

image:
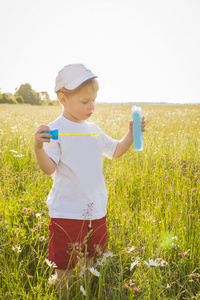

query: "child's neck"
xmin=62 ymin=111 xmax=85 ymax=123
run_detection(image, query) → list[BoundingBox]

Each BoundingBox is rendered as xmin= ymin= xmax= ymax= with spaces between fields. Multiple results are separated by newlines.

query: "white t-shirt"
xmin=43 ymin=115 xmax=118 ymax=220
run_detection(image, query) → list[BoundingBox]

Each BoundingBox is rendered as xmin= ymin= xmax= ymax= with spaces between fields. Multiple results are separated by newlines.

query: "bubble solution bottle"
xmin=132 ymin=106 xmax=144 ymax=151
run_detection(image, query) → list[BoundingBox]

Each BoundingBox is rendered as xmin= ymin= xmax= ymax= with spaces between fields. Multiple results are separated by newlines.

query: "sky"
xmin=0 ymin=0 xmax=200 ymax=104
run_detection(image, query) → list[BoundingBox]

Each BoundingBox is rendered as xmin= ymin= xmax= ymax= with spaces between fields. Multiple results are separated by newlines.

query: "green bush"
xmin=16 ymin=96 xmax=24 ymax=104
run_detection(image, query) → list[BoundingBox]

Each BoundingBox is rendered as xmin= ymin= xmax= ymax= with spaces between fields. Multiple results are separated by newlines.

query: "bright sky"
xmin=0 ymin=0 xmax=200 ymax=103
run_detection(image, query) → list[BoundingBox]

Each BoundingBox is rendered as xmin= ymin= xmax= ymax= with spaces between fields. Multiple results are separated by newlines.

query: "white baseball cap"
xmin=54 ymin=64 xmax=97 ymax=92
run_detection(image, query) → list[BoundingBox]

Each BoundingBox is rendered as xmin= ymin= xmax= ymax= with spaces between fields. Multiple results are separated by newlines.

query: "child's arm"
xmin=113 ymin=118 xmax=145 ymax=158
xmin=34 ymin=125 xmax=57 ymax=175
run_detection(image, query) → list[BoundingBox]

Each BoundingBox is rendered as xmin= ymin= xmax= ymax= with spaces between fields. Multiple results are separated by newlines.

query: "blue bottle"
xmin=132 ymin=106 xmax=144 ymax=151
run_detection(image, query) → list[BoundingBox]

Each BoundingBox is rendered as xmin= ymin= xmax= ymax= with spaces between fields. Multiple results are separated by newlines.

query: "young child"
xmin=34 ymin=64 xmax=145 ymax=298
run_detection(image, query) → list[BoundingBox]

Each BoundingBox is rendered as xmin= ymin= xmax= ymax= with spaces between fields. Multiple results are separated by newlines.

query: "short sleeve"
xmin=99 ymin=129 xmax=118 ymax=159
xmin=43 ymin=139 xmax=61 ymax=165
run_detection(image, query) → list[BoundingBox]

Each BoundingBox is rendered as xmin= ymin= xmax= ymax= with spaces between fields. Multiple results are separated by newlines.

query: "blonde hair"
xmin=56 ymin=78 xmax=99 ymax=99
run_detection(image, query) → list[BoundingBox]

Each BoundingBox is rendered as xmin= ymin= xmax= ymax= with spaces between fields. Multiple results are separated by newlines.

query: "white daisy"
xmin=144 ymin=258 xmax=161 ymax=267
xmin=89 ymin=267 xmax=100 ymax=277
xmin=35 ymin=213 xmax=41 ymax=218
xmin=99 ymin=251 xmax=114 ymax=264
xmin=130 ymin=257 xmax=140 ymax=270
xmin=40 ymin=236 xmax=45 ymax=242
xmin=48 ymin=273 xmax=58 ymax=285
xmin=127 ymin=246 xmax=135 ymax=254
xmin=80 ymin=285 xmax=86 ymax=296
xmin=45 ymin=259 xmax=57 ymax=268
xmin=12 ymin=245 xmax=22 ymax=254
xmin=103 ymin=251 xmax=114 ymax=258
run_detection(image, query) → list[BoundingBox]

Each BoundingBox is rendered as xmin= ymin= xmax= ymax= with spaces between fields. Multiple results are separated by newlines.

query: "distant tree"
xmin=0 ymin=93 xmax=16 ymax=104
xmin=40 ymin=91 xmax=50 ymax=101
xmin=16 ymin=96 xmax=24 ymax=104
xmin=15 ymin=83 xmax=41 ymax=105
xmin=2 ymin=93 xmax=9 ymax=103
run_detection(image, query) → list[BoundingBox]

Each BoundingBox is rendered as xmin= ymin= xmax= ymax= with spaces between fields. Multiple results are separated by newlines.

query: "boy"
xmin=34 ymin=64 xmax=145 ymax=298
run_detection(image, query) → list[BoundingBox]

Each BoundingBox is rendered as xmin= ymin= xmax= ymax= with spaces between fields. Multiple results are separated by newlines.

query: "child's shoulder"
xmin=48 ymin=115 xmax=63 ymax=128
xmin=86 ymin=121 xmax=102 ymax=131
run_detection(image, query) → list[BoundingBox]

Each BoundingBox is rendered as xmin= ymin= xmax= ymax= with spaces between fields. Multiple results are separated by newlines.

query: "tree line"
xmin=0 ymin=83 xmax=58 ymax=105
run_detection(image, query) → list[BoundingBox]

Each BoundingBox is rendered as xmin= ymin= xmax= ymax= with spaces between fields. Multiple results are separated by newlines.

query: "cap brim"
xmin=64 ymin=72 xmax=97 ymax=91
xmin=54 ymin=71 xmax=97 ymax=92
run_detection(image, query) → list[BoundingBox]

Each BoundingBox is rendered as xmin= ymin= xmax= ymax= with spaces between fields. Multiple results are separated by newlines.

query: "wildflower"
xmin=157 ymin=258 xmax=168 ymax=266
xmin=133 ymin=287 xmax=141 ymax=295
xmin=184 ymin=251 xmax=190 ymax=257
xmin=48 ymin=273 xmax=58 ymax=285
xmin=80 ymin=285 xmax=86 ymax=296
xmin=144 ymin=258 xmax=161 ymax=267
xmin=103 ymin=251 xmax=114 ymax=258
xmin=172 ymin=236 xmax=179 ymax=241
xmin=130 ymin=282 xmax=136 ymax=287
xmin=99 ymin=251 xmax=114 ymax=264
xmin=127 ymin=246 xmax=135 ymax=254
xmin=178 ymin=252 xmax=183 ymax=258
xmin=89 ymin=267 xmax=100 ymax=277
xmin=40 ymin=236 xmax=45 ymax=242
xmin=105 ymin=284 xmax=113 ymax=295
xmin=130 ymin=257 xmax=140 ymax=270
xmin=35 ymin=213 xmax=41 ymax=218
xmin=12 ymin=245 xmax=22 ymax=254
xmin=45 ymin=259 xmax=57 ymax=268
xmin=191 ymin=273 xmax=198 ymax=278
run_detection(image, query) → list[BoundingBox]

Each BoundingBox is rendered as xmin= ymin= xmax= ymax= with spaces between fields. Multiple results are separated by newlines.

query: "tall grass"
xmin=0 ymin=104 xmax=200 ymax=299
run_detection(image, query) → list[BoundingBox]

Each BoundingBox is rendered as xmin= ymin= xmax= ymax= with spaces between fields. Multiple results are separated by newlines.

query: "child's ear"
xmin=57 ymin=92 xmax=67 ymax=106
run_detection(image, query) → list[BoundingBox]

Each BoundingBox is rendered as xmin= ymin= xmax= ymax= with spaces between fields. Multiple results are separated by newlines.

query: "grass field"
xmin=0 ymin=104 xmax=200 ymax=299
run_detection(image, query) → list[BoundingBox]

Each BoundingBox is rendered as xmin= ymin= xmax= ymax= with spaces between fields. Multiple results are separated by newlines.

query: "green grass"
xmin=0 ymin=104 xmax=200 ymax=299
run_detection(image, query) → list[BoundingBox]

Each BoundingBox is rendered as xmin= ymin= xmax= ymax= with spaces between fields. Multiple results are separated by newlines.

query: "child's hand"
xmin=129 ymin=120 xmax=134 ymax=133
xmin=34 ymin=125 xmax=52 ymax=150
xmin=141 ymin=117 xmax=146 ymax=132
xmin=128 ymin=117 xmax=146 ymax=133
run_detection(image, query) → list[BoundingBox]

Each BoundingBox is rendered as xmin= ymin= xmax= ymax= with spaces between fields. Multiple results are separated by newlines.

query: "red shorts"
xmin=48 ymin=216 xmax=108 ymax=270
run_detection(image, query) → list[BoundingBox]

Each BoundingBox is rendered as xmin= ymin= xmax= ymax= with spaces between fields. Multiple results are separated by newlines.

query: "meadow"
xmin=0 ymin=103 xmax=200 ymax=300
